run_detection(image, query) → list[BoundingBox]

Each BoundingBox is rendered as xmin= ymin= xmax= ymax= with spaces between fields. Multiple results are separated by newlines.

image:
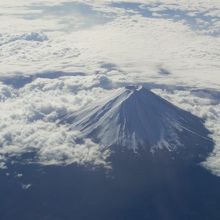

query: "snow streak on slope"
xmin=64 ymin=86 xmax=212 ymax=160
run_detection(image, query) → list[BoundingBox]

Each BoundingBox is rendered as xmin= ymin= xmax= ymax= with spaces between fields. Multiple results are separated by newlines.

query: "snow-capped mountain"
xmin=65 ymin=85 xmax=212 ymax=160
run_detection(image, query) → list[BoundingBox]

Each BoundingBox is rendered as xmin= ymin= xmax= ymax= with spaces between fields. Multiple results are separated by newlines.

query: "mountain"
xmin=64 ymin=85 xmax=212 ymax=161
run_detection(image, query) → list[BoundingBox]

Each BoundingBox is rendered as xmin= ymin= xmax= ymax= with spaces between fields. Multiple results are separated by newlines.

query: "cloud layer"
xmin=0 ymin=0 xmax=219 ymax=174
xmin=0 ymin=79 xmax=112 ymax=169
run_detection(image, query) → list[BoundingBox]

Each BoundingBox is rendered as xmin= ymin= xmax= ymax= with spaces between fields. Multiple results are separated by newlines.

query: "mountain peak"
xmin=122 ymin=85 xmax=165 ymax=103
xmin=66 ymin=86 xmax=212 ymax=161
xmin=124 ymin=85 xmax=151 ymax=96
xmin=125 ymin=85 xmax=142 ymax=91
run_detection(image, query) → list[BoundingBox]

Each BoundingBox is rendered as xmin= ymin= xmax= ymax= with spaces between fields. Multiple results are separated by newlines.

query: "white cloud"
xmin=0 ymin=14 xmax=219 ymax=88
xmin=0 ymin=119 xmax=111 ymax=169
xmin=0 ymin=83 xmax=15 ymax=101
xmin=0 ymin=32 xmax=48 ymax=46
xmin=0 ymin=0 xmax=219 ymax=175
xmin=0 ymin=81 xmax=112 ymax=169
xmin=21 ymin=183 xmax=31 ymax=190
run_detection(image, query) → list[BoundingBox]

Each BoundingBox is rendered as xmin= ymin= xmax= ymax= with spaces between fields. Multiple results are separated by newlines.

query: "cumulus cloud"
xmin=0 ymin=32 xmax=48 ymax=46
xmin=0 ymin=80 xmax=112 ymax=169
xmin=0 ymin=0 xmax=219 ymax=88
xmin=0 ymin=83 xmax=15 ymax=101
xmin=0 ymin=118 xmax=110 ymax=169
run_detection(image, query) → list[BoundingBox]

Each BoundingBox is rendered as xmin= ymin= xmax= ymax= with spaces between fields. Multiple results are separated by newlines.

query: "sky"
xmin=0 ymin=0 xmax=220 ymax=175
